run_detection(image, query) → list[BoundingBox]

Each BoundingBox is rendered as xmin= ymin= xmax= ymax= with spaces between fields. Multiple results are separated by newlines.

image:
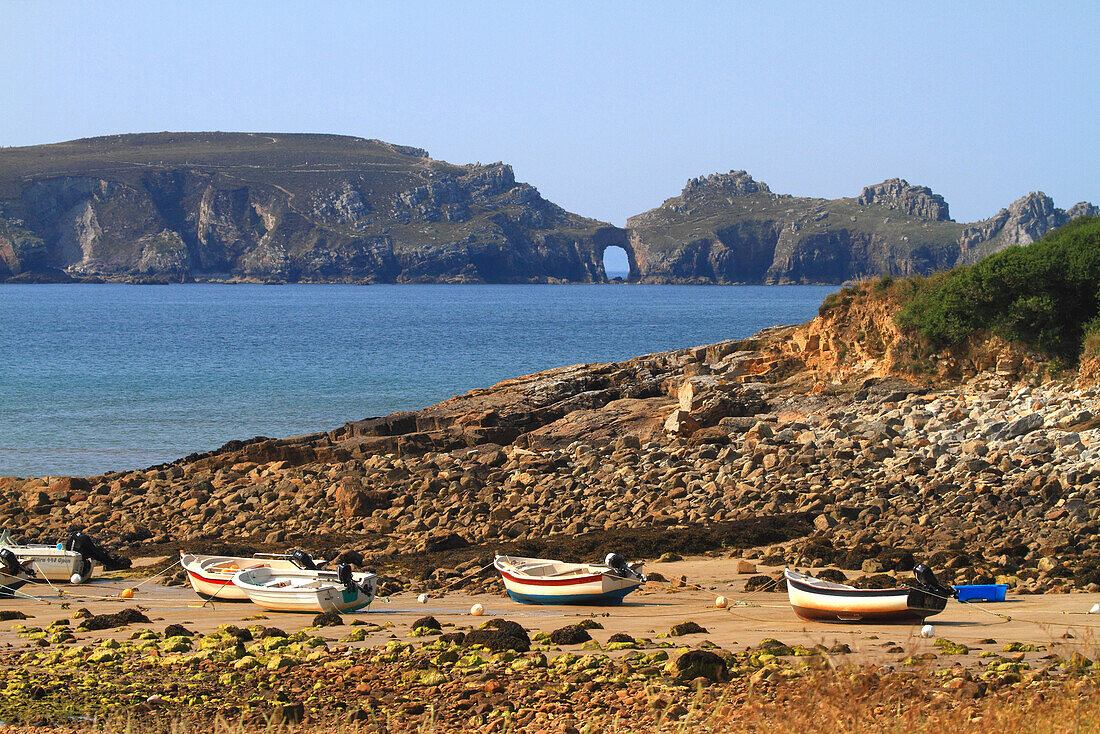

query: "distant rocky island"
xmin=0 ymin=132 xmax=1093 ymax=284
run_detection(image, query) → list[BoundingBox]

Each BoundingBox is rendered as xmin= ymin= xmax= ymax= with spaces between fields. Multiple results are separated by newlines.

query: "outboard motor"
xmin=1 ymin=548 xmax=28 ymax=578
xmin=605 ymin=552 xmax=646 ymax=582
xmin=289 ymin=550 xmax=320 ymax=570
xmin=912 ymin=563 xmax=957 ymax=599
xmin=336 ymin=562 xmax=356 ymax=593
xmin=65 ymin=531 xmax=132 ymax=571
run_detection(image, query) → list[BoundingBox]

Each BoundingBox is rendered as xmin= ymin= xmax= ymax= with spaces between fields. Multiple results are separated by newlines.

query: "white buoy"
xmin=470 ymin=603 xmax=484 ymax=616
xmin=70 ymin=573 xmax=83 ymax=585
xmin=417 ymin=593 xmax=429 ymax=604
xmin=920 ymin=624 xmax=935 ymax=638
xmin=715 ymin=596 xmax=728 ymax=609
xmin=1089 ymin=603 xmax=1100 ymax=614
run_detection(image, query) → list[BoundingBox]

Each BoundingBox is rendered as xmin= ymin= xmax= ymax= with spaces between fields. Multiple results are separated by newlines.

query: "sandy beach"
xmin=6 ymin=556 xmax=1098 ymax=667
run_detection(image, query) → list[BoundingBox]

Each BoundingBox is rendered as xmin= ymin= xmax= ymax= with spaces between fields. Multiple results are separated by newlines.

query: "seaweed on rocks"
xmin=222 ymin=625 xmax=253 ymax=642
xmin=850 ymin=574 xmax=900 ymax=589
xmin=463 ymin=619 xmax=530 ymax=652
xmin=670 ymin=621 xmax=707 ymax=637
xmin=672 ymin=650 xmax=728 ymax=682
xmin=549 ymin=624 xmax=592 ymax=645
xmin=386 ymin=514 xmax=815 ymax=582
xmin=163 ymin=624 xmax=192 ymax=637
xmin=411 ymin=616 xmax=441 ymax=631
xmin=312 ymin=612 xmax=343 ymax=627
xmin=77 ymin=608 xmax=150 ymax=631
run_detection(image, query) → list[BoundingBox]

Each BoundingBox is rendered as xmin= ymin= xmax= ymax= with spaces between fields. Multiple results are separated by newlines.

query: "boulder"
xmin=421 ymin=532 xmax=470 ymax=553
xmin=48 ymin=477 xmax=93 ymax=500
xmin=1005 ymin=413 xmax=1043 ymax=438
xmin=335 ymin=480 xmax=390 ymax=518
xmin=678 ymin=378 xmax=713 ymax=412
xmin=669 ymin=621 xmax=707 ymax=636
xmin=77 ymin=608 xmax=150 ymax=631
xmin=411 ymin=616 xmax=442 ymax=631
xmin=312 ymin=612 xmax=343 ymax=627
xmin=671 ymin=650 xmax=727 ymax=682
xmin=463 ymin=619 xmax=530 ymax=652
xmin=664 ymin=409 xmax=700 ymax=437
xmin=549 ymin=624 xmax=592 ymax=645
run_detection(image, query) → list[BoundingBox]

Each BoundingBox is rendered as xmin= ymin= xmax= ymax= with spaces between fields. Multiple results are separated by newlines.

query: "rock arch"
xmin=592 ymin=228 xmax=638 ymax=282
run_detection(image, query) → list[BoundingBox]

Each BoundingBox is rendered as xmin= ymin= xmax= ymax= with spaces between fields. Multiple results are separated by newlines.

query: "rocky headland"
xmin=0 ymin=133 xmax=1093 ymax=284
xmin=3 ymin=284 xmax=1099 ymax=597
xmin=0 ymin=133 xmax=626 ymax=285
xmin=627 ymin=171 xmax=1098 ymax=283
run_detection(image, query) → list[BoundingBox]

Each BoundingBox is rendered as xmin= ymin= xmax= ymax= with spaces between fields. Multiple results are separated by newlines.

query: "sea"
xmin=0 ymin=283 xmax=835 ymax=477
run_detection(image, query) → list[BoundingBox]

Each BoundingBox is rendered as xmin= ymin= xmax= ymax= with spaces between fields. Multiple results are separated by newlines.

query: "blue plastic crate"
xmin=955 ymin=584 xmax=1007 ymax=602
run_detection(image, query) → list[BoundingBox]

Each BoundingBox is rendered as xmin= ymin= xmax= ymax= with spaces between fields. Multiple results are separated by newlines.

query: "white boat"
xmin=180 ymin=550 xmax=323 ymax=601
xmin=784 ymin=566 xmax=953 ymax=623
xmin=232 ymin=564 xmax=378 ymax=613
xmin=0 ymin=530 xmax=94 ymax=584
xmin=0 ymin=548 xmax=37 ymax=597
xmin=494 ymin=553 xmax=646 ymax=605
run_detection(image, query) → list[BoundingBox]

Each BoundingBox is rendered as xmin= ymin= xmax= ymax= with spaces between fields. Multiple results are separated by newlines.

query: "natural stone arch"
xmin=592 ymin=228 xmax=638 ymax=282
xmin=602 ymin=245 xmax=630 ymax=281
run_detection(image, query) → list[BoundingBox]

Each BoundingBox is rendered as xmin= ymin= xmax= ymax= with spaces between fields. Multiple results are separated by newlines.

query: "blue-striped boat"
xmin=494 ymin=554 xmax=645 ymax=605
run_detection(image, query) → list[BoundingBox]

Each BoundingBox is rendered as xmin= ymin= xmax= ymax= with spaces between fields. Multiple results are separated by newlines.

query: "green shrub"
xmin=896 ymin=217 xmax=1100 ymax=362
xmin=1083 ymin=316 xmax=1100 ymax=358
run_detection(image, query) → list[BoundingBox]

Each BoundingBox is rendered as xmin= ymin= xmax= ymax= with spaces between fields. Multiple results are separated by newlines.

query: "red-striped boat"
xmin=784 ymin=566 xmax=953 ymax=623
xmin=494 ymin=554 xmax=645 ymax=604
xmin=180 ymin=550 xmax=322 ymax=601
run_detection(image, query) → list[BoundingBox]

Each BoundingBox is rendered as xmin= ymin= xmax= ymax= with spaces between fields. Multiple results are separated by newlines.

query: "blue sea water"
xmin=0 ymin=284 xmax=835 ymax=477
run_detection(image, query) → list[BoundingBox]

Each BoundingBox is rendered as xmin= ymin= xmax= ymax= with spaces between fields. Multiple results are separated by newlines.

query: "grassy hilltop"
xmin=0 ymin=134 xmax=1093 ymax=284
xmin=0 ymin=132 xmax=623 ymax=283
xmin=626 ymin=171 xmax=1096 ymax=284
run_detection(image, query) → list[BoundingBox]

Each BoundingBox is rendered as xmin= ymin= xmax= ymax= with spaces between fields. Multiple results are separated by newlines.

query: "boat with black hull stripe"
xmin=0 ymin=548 xmax=37 ymax=598
xmin=784 ymin=565 xmax=955 ymax=623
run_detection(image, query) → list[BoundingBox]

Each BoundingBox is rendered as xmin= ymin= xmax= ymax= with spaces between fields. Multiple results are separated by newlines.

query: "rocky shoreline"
xmin=3 ymin=297 xmax=1098 ymax=596
xmin=6 ymin=294 xmax=1100 ymax=732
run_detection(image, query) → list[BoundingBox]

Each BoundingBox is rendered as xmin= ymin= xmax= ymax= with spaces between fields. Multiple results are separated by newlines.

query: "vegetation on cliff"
xmin=897 ymin=217 xmax=1100 ymax=362
xmin=1 ymin=134 xmax=1094 ymax=284
xmin=0 ymin=133 xmax=625 ymax=284
xmin=626 ymin=171 xmax=1095 ymax=285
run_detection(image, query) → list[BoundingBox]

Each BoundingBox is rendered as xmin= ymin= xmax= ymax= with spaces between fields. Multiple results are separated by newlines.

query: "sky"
xmin=1 ymin=2 xmax=1097 ymax=230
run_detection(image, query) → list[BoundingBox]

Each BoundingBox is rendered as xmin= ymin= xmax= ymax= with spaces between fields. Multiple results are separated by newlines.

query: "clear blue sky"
xmin=2 ymin=2 xmax=1096 ymax=227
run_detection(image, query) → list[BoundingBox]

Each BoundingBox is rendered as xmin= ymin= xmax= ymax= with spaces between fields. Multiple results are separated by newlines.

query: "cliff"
xmin=626 ymin=171 xmax=1095 ymax=284
xmin=0 ymin=133 xmax=1092 ymax=284
xmin=0 ymin=133 xmax=627 ymax=284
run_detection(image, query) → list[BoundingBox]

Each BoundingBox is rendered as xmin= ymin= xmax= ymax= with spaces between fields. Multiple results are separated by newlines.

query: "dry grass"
xmin=8 ymin=669 xmax=1100 ymax=734
xmin=664 ymin=673 xmax=1100 ymax=734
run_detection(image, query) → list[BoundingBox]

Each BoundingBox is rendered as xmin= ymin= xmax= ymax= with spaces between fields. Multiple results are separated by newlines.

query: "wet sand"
xmin=5 ymin=556 xmax=1099 ymax=669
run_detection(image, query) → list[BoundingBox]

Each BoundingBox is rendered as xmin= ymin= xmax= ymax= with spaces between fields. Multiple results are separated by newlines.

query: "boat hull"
xmin=232 ymin=567 xmax=378 ymax=614
xmin=0 ymin=542 xmax=92 ymax=583
xmin=505 ymin=586 xmax=637 ymax=605
xmin=180 ymin=554 xmax=310 ymax=602
xmin=242 ymin=585 xmax=375 ymax=613
xmin=495 ymin=560 xmax=643 ymax=605
xmin=0 ymin=572 xmax=31 ymax=597
xmin=786 ymin=571 xmax=947 ymax=623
